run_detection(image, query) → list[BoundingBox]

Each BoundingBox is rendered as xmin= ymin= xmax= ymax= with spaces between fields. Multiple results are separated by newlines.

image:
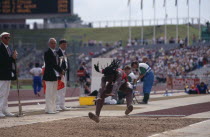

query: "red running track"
xmin=133 ymin=102 xmax=210 ymax=116
xmin=8 ymin=87 xmax=80 ymax=102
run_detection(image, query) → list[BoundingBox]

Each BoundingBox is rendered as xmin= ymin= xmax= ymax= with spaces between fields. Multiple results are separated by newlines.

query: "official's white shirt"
xmin=2 ymin=43 xmax=8 ymax=49
xmin=50 ymin=48 xmax=56 ymax=53
xmin=30 ymin=67 xmax=42 ymax=76
xmin=50 ymin=48 xmax=59 ymax=77
xmin=60 ymin=48 xmax=68 ymax=69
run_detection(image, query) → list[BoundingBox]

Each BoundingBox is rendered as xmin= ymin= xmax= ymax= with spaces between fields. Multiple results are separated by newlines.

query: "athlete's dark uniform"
xmin=88 ymin=60 xmax=133 ymax=123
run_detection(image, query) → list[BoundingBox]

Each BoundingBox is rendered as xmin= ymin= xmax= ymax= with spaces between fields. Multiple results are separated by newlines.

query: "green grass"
xmin=1 ymin=24 xmax=199 ymax=49
xmin=11 ymin=85 xmax=33 ymax=90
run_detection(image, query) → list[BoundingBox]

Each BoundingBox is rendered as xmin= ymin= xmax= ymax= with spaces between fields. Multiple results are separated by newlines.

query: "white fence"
xmin=84 ymin=17 xmax=209 ymax=28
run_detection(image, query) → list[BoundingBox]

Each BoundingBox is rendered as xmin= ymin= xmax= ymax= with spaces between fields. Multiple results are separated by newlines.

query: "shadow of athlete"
xmin=88 ymin=60 xmax=133 ymax=123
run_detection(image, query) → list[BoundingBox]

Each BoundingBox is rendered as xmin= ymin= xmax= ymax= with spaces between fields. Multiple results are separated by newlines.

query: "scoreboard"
xmin=0 ymin=0 xmax=72 ymax=14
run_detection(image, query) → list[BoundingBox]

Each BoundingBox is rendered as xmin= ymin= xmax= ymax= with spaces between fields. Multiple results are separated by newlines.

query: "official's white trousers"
xmin=56 ymin=75 xmax=67 ymax=108
xmin=45 ymin=81 xmax=58 ymax=113
xmin=0 ymin=81 xmax=11 ymax=114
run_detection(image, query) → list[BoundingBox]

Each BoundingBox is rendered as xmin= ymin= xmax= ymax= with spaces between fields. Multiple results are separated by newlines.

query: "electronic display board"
xmin=0 ymin=0 xmax=72 ymax=14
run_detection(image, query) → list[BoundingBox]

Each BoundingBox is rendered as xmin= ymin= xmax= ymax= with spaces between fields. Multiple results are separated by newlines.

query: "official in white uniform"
xmin=0 ymin=32 xmax=18 ymax=117
xmin=43 ymin=38 xmax=64 ymax=114
xmin=56 ymin=39 xmax=70 ymax=111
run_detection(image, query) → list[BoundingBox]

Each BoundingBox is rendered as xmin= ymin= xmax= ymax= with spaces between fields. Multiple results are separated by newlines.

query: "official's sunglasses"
xmin=4 ymin=37 xmax=11 ymax=40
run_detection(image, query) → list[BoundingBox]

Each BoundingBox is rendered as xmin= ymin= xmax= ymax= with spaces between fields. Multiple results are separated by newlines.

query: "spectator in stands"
xmin=192 ymin=34 xmax=196 ymax=44
xmin=157 ymin=37 xmax=164 ymax=44
xmin=184 ymin=37 xmax=188 ymax=46
xmin=198 ymin=56 xmax=203 ymax=68
xmin=169 ymin=37 xmax=175 ymax=44
xmin=196 ymin=82 xmax=209 ymax=94
xmin=29 ymin=63 xmax=42 ymax=97
xmin=177 ymin=36 xmax=180 ymax=44
xmin=0 ymin=32 xmax=17 ymax=117
xmin=78 ymin=62 xmax=89 ymax=86
xmin=142 ymin=56 xmax=149 ymax=64
xmin=84 ymin=78 xmax=91 ymax=95
xmin=43 ymin=38 xmax=64 ymax=114
xmin=203 ymin=55 xmax=208 ymax=65
xmin=179 ymin=39 xmax=184 ymax=48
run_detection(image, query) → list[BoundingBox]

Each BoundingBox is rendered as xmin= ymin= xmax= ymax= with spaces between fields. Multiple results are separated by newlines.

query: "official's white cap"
xmin=0 ymin=32 xmax=10 ymax=38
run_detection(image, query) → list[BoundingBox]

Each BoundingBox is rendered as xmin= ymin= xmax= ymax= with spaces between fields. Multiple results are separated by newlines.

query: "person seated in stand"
xmin=78 ymin=62 xmax=89 ymax=86
xmin=84 ymin=78 xmax=91 ymax=95
xmin=185 ymin=85 xmax=199 ymax=94
xmin=196 ymin=82 xmax=209 ymax=94
xmin=88 ymin=60 xmax=133 ymax=123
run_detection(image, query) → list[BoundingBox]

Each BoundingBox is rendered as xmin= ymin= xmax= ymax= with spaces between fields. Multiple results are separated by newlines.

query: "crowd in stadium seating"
xmin=107 ymin=44 xmax=210 ymax=83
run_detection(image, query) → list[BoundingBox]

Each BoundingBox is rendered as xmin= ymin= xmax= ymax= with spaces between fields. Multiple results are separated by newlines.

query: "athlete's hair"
xmin=102 ymin=59 xmax=120 ymax=76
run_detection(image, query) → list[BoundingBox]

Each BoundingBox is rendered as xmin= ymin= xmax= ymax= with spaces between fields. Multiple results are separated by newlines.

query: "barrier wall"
xmin=167 ymin=76 xmax=210 ymax=90
xmin=172 ymin=78 xmax=200 ymax=90
xmin=91 ymin=58 xmax=112 ymax=92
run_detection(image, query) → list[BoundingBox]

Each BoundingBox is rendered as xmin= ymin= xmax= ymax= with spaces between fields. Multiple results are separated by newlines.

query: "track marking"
xmin=149 ymin=119 xmax=210 ymax=137
xmin=131 ymin=114 xmax=186 ymax=117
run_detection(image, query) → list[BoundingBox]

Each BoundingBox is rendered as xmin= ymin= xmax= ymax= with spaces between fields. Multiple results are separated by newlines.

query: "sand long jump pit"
xmin=1 ymin=101 xmax=210 ymax=137
xmin=1 ymin=98 xmax=210 ymax=137
xmin=0 ymin=115 xmax=207 ymax=137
